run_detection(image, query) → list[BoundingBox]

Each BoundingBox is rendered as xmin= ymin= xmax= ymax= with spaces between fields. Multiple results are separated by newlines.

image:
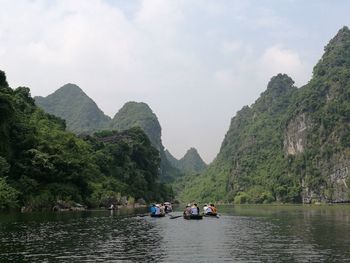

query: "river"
xmin=0 ymin=205 xmax=349 ymax=262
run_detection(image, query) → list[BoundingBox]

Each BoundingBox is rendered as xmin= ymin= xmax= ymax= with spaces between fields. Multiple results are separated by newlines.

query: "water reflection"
xmin=0 ymin=205 xmax=350 ymax=262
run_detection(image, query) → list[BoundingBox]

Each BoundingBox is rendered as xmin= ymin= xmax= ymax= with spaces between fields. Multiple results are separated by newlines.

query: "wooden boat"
xmin=150 ymin=213 xmax=165 ymax=218
xmin=204 ymin=212 xmax=218 ymax=217
xmin=183 ymin=214 xmax=203 ymax=220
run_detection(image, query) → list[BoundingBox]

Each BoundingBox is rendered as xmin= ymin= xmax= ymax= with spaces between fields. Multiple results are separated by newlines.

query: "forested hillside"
xmin=111 ymin=101 xmax=183 ymax=182
xmin=165 ymin=148 xmax=207 ymax=174
xmin=177 ymin=27 xmax=350 ymax=204
xmin=36 ymin=93 xmax=184 ymax=182
xmin=0 ymin=72 xmax=172 ymax=210
xmin=35 ymin=84 xmax=111 ymax=133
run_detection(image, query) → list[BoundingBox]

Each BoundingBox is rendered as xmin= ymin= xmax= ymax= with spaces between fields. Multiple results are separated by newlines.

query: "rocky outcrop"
xmin=302 ymin=151 xmax=350 ymax=203
xmin=284 ymin=113 xmax=311 ymax=155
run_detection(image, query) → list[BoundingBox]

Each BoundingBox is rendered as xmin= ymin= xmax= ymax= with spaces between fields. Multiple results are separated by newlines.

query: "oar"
xmin=137 ymin=214 xmax=148 ymax=217
xmin=169 ymin=215 xmax=182 ymax=219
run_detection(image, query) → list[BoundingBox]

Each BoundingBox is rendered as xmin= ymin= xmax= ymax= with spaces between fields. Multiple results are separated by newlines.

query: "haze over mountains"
xmin=35 ymin=89 xmax=206 ymax=181
xmin=165 ymin=148 xmax=207 ymax=174
xmin=177 ymin=27 xmax=350 ymax=204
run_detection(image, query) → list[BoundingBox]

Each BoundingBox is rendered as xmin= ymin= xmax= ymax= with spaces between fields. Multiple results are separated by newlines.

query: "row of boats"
xmin=149 ymin=203 xmax=218 ymax=220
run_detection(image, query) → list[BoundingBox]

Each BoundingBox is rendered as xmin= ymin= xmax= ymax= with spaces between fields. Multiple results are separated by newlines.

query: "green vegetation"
xmin=0 ymin=73 xmax=172 ymax=211
xmin=36 ymin=92 xmax=183 ymax=182
xmin=165 ymin=148 xmax=207 ymax=174
xmin=111 ymin=102 xmax=162 ymax=150
xmin=176 ymin=27 xmax=350 ymax=204
xmin=35 ymin=84 xmax=111 ymax=134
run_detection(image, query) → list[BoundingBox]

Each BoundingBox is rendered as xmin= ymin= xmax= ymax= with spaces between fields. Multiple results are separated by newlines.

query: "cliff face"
xmin=282 ymin=27 xmax=350 ymax=203
xmin=283 ymin=113 xmax=311 ymax=155
xmin=177 ymin=27 xmax=350 ymax=203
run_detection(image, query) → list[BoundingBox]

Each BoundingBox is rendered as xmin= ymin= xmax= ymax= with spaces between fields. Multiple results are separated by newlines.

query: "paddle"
xmin=137 ymin=214 xmax=148 ymax=217
xmin=169 ymin=215 xmax=182 ymax=219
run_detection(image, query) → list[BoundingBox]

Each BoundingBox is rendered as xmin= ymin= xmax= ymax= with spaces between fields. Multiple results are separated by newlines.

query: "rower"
xmin=190 ymin=203 xmax=199 ymax=215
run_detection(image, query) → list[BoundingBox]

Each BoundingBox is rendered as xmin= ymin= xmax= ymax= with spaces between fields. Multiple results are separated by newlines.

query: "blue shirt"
xmin=150 ymin=206 xmax=156 ymax=214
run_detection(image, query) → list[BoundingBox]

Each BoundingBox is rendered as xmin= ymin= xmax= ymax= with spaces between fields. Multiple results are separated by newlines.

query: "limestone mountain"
xmin=35 ymin=84 xmax=111 ymax=133
xmin=165 ymin=148 xmax=207 ymax=174
xmin=110 ymin=102 xmax=162 ymax=151
xmin=178 ymin=27 xmax=350 ymax=204
xmin=164 ymin=149 xmax=179 ymax=168
xmin=111 ymin=101 xmax=182 ymax=182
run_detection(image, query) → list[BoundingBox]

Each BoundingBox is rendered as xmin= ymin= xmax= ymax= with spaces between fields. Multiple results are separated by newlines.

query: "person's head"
xmin=194 ymin=203 xmax=197 ymax=207
xmin=187 ymin=203 xmax=191 ymax=207
xmin=152 ymin=204 xmax=155 ymax=207
xmin=210 ymin=203 xmax=215 ymax=207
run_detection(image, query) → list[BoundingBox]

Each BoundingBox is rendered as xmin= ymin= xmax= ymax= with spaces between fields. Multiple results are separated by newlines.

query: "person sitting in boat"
xmin=150 ymin=204 xmax=156 ymax=215
xmin=155 ymin=204 xmax=161 ymax=215
xmin=190 ymin=203 xmax=199 ymax=215
xmin=203 ymin=204 xmax=208 ymax=213
xmin=205 ymin=205 xmax=213 ymax=215
xmin=160 ymin=203 xmax=165 ymax=214
xmin=164 ymin=202 xmax=172 ymax=213
xmin=183 ymin=204 xmax=191 ymax=216
xmin=209 ymin=203 xmax=217 ymax=214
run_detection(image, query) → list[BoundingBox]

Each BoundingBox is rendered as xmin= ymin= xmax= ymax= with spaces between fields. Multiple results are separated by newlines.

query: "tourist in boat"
xmin=150 ymin=204 xmax=156 ymax=215
xmin=190 ymin=203 xmax=199 ymax=215
xmin=164 ymin=202 xmax=172 ymax=213
xmin=205 ymin=205 xmax=213 ymax=215
xmin=155 ymin=204 xmax=161 ymax=215
xmin=183 ymin=204 xmax=191 ymax=216
xmin=160 ymin=203 xmax=165 ymax=214
xmin=209 ymin=203 xmax=217 ymax=215
xmin=203 ymin=204 xmax=208 ymax=213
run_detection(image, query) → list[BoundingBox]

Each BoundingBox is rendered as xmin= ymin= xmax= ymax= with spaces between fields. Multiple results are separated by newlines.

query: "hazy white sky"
xmin=1 ymin=0 xmax=349 ymax=162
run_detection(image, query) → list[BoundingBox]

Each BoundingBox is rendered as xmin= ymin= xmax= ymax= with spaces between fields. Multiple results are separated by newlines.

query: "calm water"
xmin=0 ymin=205 xmax=350 ymax=262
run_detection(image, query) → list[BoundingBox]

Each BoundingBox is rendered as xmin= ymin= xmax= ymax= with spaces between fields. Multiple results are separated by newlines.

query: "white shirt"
xmin=190 ymin=207 xmax=198 ymax=215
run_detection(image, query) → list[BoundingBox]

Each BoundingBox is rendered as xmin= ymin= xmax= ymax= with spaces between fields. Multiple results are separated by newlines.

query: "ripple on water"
xmin=1 ymin=206 xmax=350 ymax=262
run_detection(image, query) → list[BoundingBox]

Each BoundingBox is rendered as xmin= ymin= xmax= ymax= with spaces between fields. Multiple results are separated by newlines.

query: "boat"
xmin=150 ymin=213 xmax=165 ymax=218
xmin=183 ymin=214 xmax=203 ymax=220
xmin=204 ymin=212 xmax=218 ymax=217
xmin=164 ymin=202 xmax=172 ymax=213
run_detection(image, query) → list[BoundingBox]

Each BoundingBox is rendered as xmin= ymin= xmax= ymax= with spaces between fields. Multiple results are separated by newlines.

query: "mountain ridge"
xmin=177 ymin=26 xmax=350 ymax=204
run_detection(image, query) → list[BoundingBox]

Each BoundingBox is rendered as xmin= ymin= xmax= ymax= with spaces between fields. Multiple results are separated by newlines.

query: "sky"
xmin=1 ymin=0 xmax=350 ymax=163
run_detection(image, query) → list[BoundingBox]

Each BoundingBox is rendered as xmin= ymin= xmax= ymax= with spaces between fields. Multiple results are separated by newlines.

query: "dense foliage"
xmin=0 ymin=74 xmax=173 ymax=210
xmin=36 ymin=92 xmax=183 ymax=182
xmin=111 ymin=101 xmax=184 ymax=182
xmin=35 ymin=84 xmax=111 ymax=134
xmin=176 ymin=27 xmax=350 ymax=204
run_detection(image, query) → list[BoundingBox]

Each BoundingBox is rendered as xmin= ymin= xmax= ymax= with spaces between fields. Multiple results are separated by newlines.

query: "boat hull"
xmin=150 ymin=214 xmax=165 ymax=217
xmin=204 ymin=213 xmax=218 ymax=217
xmin=183 ymin=214 xmax=203 ymax=220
